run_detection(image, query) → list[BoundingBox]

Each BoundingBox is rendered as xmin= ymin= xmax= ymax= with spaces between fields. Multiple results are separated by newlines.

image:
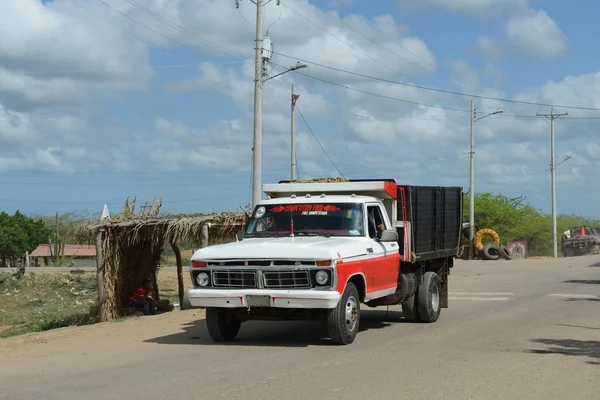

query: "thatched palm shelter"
xmin=79 ymin=213 xmax=244 ymax=322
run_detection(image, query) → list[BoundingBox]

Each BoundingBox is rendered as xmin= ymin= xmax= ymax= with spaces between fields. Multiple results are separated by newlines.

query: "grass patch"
xmin=0 ymin=269 xmax=188 ymax=339
xmin=0 ymin=272 xmax=99 ymax=339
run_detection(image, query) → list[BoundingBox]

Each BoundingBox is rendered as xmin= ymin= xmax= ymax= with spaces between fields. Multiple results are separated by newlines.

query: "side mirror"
xmin=378 ymin=229 xmax=398 ymax=243
xmin=236 ymin=230 xmax=245 ymax=241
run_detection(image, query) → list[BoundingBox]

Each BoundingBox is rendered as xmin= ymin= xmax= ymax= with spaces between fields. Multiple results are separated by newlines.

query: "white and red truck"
xmin=187 ymin=179 xmax=463 ymax=345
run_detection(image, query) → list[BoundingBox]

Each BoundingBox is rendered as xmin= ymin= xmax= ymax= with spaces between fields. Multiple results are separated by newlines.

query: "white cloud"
xmin=477 ymin=9 xmax=568 ymax=60
xmin=396 ymin=0 xmax=528 ymax=18
xmin=0 ymin=0 xmax=599 ymax=217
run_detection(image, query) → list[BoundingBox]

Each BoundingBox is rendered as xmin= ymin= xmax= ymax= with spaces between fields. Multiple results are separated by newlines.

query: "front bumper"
xmin=187 ymin=288 xmax=341 ymax=309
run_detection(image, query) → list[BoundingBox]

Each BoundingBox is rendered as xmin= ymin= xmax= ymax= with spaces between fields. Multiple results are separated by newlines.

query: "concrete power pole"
xmin=252 ymin=0 xmax=265 ymax=209
xmin=290 ymin=84 xmax=300 ymax=181
xmin=469 ymin=100 xmax=475 ymax=260
xmin=537 ymin=107 xmax=568 ymax=258
xmin=236 ymin=0 xmax=266 ymax=208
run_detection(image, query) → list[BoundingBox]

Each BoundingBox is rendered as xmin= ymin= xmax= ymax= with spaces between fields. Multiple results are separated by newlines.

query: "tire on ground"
xmin=499 ymin=245 xmax=512 ymax=260
xmin=474 ymin=228 xmax=501 ymax=252
xmin=327 ymin=282 xmax=360 ymax=345
xmin=206 ymin=307 xmax=241 ymax=342
xmin=417 ymin=271 xmax=442 ymax=323
xmin=481 ymin=242 xmax=501 ymax=261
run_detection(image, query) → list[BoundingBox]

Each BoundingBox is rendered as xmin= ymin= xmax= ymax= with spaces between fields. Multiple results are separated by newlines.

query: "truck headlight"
xmin=196 ymin=272 xmax=210 ymax=287
xmin=315 ymin=270 xmax=329 ymax=285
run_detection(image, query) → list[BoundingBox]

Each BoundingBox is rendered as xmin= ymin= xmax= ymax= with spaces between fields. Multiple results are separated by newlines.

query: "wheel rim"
xmin=431 ymin=284 xmax=440 ymax=312
xmin=345 ymin=296 xmax=359 ymax=332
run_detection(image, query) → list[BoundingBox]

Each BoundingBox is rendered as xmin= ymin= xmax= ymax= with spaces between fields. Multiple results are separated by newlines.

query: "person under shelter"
xmin=128 ymin=278 xmax=157 ymax=315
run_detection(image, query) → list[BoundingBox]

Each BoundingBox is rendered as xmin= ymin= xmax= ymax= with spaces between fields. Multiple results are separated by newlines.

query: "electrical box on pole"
xmin=262 ymin=36 xmax=273 ymax=61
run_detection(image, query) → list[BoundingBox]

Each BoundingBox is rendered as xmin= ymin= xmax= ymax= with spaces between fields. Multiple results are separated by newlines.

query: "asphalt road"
xmin=1 ymin=256 xmax=599 ymax=399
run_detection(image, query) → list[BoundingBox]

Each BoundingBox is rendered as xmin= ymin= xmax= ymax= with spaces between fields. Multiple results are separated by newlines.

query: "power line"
xmin=311 ymin=0 xmax=476 ymax=91
xmin=280 ymin=2 xmax=410 ymax=80
xmin=123 ymin=0 xmax=246 ymax=59
xmin=330 ymin=0 xmax=478 ymax=91
xmin=69 ymin=0 xmax=180 ymax=57
xmin=271 ymin=61 xmax=470 ymax=113
xmin=273 ymin=52 xmax=600 ymax=112
xmin=296 ymin=106 xmax=345 ymax=178
xmin=264 ymin=69 xmax=600 ymax=121
xmin=93 ymin=0 xmax=225 ymax=60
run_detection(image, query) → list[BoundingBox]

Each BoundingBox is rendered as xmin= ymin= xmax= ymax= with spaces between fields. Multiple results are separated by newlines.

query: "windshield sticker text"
xmin=269 ymin=204 xmax=342 ymax=213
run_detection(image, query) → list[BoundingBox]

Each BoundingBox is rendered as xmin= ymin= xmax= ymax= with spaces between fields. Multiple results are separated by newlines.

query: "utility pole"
xmin=469 ymin=100 xmax=475 ymax=260
xmin=468 ymin=101 xmax=502 ymax=260
xmin=537 ymin=107 xmax=568 ymax=258
xmin=290 ymin=84 xmax=300 ymax=181
xmin=251 ymin=0 xmax=265 ymax=209
xmin=237 ymin=0 xmax=301 ymax=207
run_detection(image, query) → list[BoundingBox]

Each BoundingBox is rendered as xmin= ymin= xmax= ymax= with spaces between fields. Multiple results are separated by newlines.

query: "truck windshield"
xmin=245 ymin=202 xmax=365 ymax=237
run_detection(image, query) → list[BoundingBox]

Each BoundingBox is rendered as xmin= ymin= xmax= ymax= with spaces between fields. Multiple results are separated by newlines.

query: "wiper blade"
xmin=298 ymin=231 xmax=331 ymax=238
xmin=246 ymin=231 xmax=280 ymax=237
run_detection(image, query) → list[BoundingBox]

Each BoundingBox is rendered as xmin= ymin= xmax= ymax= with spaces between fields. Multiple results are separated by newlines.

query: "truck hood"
xmin=191 ymin=236 xmax=369 ymax=261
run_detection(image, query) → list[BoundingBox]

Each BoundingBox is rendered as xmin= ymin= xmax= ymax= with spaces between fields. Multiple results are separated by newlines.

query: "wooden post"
xmin=95 ymin=229 xmax=105 ymax=318
xmin=171 ymin=242 xmax=184 ymax=310
xmin=25 ymin=251 xmax=30 ymax=269
xmin=201 ymin=222 xmax=209 ymax=248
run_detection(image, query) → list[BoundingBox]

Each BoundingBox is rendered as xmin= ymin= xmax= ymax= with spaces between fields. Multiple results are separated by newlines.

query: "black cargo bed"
xmin=396 ymin=185 xmax=463 ymax=261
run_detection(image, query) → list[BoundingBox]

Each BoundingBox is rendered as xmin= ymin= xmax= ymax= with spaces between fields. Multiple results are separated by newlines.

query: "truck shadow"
xmin=524 ymin=338 xmax=600 ymax=366
xmin=586 ymin=261 xmax=600 ymax=267
xmin=563 ymin=279 xmax=600 ymax=285
xmin=144 ymin=309 xmax=406 ymax=347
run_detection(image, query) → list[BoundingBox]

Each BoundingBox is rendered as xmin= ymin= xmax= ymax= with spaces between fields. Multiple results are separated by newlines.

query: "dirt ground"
xmin=0 ymin=268 xmax=201 ymax=357
xmin=0 ymin=268 xmax=193 ymax=338
xmin=1 ymin=255 xmax=597 ymax=356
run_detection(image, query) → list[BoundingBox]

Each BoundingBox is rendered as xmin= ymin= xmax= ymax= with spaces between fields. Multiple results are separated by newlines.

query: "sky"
xmin=1 ymin=0 xmax=600 ymax=218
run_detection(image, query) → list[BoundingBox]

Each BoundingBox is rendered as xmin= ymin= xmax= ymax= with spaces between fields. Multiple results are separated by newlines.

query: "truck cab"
xmin=188 ymin=179 xmax=462 ymax=345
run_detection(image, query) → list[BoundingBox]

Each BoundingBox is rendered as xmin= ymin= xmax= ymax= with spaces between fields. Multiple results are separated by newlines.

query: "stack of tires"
xmin=474 ymin=229 xmax=512 ymax=261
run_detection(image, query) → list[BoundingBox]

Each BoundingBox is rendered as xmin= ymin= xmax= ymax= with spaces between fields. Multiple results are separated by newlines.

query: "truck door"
xmin=366 ymin=203 xmax=400 ymax=294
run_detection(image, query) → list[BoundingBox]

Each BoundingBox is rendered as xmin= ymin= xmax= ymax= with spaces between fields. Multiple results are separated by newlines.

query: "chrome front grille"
xmin=263 ymin=270 xmax=311 ymax=289
xmin=212 ymin=270 xmax=258 ymax=288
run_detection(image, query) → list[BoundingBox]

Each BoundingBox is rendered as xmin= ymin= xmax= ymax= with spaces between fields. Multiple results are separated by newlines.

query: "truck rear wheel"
xmin=206 ymin=307 xmax=241 ymax=342
xmin=327 ymin=282 xmax=360 ymax=345
xmin=417 ymin=271 xmax=442 ymax=323
xmin=403 ymin=271 xmax=442 ymax=323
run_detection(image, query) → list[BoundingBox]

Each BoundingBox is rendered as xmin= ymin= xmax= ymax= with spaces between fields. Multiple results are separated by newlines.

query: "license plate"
xmin=246 ymin=295 xmax=271 ymax=307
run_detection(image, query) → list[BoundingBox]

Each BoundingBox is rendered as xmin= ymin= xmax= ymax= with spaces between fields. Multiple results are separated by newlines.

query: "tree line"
xmin=0 ymin=210 xmax=95 ymax=267
xmin=464 ymin=192 xmax=600 ymax=256
xmin=0 ymin=194 xmax=598 ymax=264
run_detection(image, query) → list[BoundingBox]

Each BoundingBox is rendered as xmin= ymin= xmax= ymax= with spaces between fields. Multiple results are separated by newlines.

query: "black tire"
xmin=417 ymin=271 xmax=442 ymax=323
xmin=206 ymin=307 xmax=241 ymax=342
xmin=481 ymin=242 xmax=501 ymax=260
xmin=327 ymin=282 xmax=360 ymax=345
xmin=401 ymin=292 xmax=421 ymax=322
xmin=499 ymin=245 xmax=511 ymax=260
xmin=397 ymin=271 xmax=417 ymax=304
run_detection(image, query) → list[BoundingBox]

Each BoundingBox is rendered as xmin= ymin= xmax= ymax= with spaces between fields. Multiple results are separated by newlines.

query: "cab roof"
xmin=258 ymin=194 xmax=379 ymax=205
xmin=263 ymin=180 xmax=398 ymax=200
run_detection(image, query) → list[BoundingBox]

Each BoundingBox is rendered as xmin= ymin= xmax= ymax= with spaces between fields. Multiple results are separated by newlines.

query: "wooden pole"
xmin=95 ymin=229 xmax=105 ymax=319
xmin=25 ymin=251 xmax=30 ymax=270
xmin=201 ymin=222 xmax=209 ymax=248
xmin=171 ymin=242 xmax=184 ymax=310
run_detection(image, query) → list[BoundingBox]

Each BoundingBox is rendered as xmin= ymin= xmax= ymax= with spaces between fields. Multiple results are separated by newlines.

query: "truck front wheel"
xmin=206 ymin=307 xmax=241 ymax=342
xmin=327 ymin=282 xmax=360 ymax=345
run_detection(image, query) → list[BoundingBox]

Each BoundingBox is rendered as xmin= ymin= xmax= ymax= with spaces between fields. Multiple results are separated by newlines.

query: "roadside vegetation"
xmin=0 ymin=269 xmax=188 ymax=339
xmin=0 ymin=271 xmax=97 ymax=338
xmin=464 ymin=192 xmax=600 ymax=257
xmin=0 ymin=191 xmax=598 ymax=339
